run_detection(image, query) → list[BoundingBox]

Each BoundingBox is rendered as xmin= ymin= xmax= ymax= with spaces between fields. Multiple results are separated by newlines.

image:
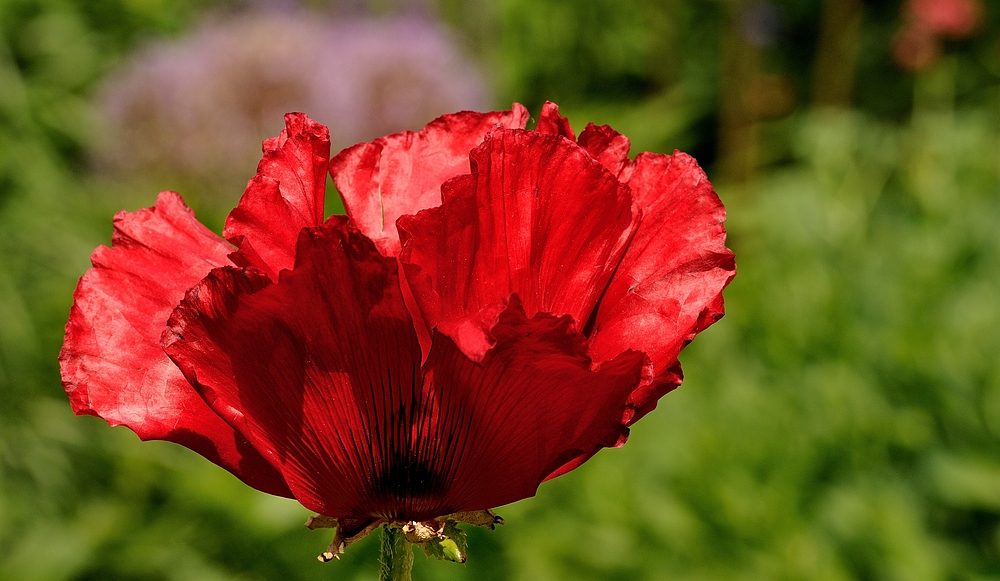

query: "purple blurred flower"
xmin=95 ymin=11 xmax=487 ymax=203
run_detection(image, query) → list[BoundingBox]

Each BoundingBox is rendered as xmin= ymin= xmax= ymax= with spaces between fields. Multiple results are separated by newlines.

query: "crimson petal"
xmin=397 ymin=127 xmax=640 ymax=362
xmin=423 ymin=298 xmax=647 ymax=509
xmin=164 ymin=219 xmax=646 ymax=520
xmin=329 ymin=104 xmax=529 ymax=257
xmin=224 ymin=112 xmax=330 ymax=280
xmin=59 ymin=191 xmax=292 ymax=497
xmin=589 ymin=152 xmax=736 ymax=423
xmin=165 ymin=218 xmax=425 ymax=518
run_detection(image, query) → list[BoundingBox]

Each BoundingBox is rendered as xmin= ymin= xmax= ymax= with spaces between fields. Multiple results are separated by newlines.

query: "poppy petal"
xmin=224 ymin=112 xmax=331 ymax=279
xmin=536 ymin=103 xmax=630 ymax=177
xmin=397 ymin=127 xmax=639 ymax=362
xmin=421 ymin=297 xmax=647 ymax=510
xmin=534 ymin=101 xmax=575 ymax=141
xmin=589 ymin=152 xmax=735 ymax=423
xmin=577 ymin=123 xmax=633 ymax=178
xmin=164 ymin=218 xmax=425 ymax=518
xmin=330 ymin=104 xmax=530 ymax=257
xmin=59 ymin=191 xmax=292 ymax=497
xmin=164 ymin=220 xmax=646 ymax=520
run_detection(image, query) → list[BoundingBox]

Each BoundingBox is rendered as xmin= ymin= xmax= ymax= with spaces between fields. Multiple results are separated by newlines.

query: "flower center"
xmin=372 ymin=450 xmax=446 ymax=514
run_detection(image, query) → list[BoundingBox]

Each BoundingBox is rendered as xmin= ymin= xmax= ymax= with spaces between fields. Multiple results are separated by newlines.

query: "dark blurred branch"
xmin=718 ymin=0 xmax=760 ymax=185
xmin=810 ymin=0 xmax=864 ymax=108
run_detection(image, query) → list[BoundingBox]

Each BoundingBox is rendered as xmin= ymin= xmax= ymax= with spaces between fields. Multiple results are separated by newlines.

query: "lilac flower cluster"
xmin=96 ymin=11 xmax=487 ymax=201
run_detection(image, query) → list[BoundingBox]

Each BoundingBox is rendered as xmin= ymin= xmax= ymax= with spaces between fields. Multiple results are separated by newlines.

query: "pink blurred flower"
xmin=908 ymin=0 xmax=983 ymax=38
xmin=892 ymin=0 xmax=984 ymax=71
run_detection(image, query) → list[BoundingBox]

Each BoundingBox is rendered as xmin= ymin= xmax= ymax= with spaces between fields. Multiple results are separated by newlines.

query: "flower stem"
xmin=380 ymin=525 xmax=414 ymax=581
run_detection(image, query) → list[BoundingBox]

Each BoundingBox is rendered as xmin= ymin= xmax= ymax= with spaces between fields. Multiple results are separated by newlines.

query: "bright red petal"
xmin=330 ymin=104 xmax=530 ymax=257
xmin=589 ymin=152 xmax=735 ymax=423
xmin=59 ymin=191 xmax=292 ymax=497
xmin=577 ymin=123 xmax=633 ymax=178
xmin=536 ymin=102 xmax=630 ymax=177
xmin=398 ymin=128 xmax=639 ymax=362
xmin=164 ymin=218 xmax=425 ymax=518
xmin=224 ymin=112 xmax=330 ymax=279
xmin=535 ymin=101 xmax=575 ymax=141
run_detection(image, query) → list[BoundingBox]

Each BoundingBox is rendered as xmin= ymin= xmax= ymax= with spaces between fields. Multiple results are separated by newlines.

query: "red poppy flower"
xmin=60 ymin=103 xmax=734 ymax=545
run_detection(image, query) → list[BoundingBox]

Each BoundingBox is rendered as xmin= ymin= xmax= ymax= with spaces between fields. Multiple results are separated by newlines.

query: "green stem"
xmin=380 ymin=526 xmax=414 ymax=581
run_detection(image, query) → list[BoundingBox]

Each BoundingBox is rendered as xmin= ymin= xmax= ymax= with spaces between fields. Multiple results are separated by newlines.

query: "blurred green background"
xmin=3 ymin=0 xmax=1000 ymax=579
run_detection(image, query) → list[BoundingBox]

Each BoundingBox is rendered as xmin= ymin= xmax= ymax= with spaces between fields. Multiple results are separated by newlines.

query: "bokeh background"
xmin=2 ymin=0 xmax=1000 ymax=579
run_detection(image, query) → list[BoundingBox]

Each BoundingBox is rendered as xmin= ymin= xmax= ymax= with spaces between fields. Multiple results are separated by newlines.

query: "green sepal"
xmin=422 ymin=520 xmax=468 ymax=563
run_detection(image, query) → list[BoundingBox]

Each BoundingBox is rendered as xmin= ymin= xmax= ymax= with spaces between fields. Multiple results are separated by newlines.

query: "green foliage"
xmin=3 ymin=0 xmax=1000 ymax=580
